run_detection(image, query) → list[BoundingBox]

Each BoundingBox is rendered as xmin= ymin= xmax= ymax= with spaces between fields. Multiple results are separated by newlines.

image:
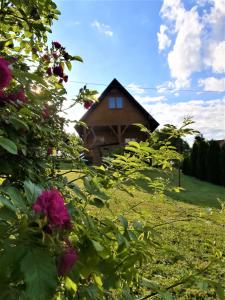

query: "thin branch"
xmin=67 ymin=174 xmax=87 ymax=184
xmin=138 ymin=262 xmax=212 ymax=300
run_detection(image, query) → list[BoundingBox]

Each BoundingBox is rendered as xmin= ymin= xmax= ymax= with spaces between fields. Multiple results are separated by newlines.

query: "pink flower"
xmin=0 ymin=57 xmax=12 ymax=90
xmin=58 ymin=247 xmax=78 ymax=276
xmin=52 ymin=41 xmax=61 ymax=49
xmin=43 ymin=54 xmax=50 ymax=62
xmin=52 ymin=52 xmax=59 ymax=59
xmin=84 ymin=101 xmax=92 ymax=109
xmin=0 ymin=90 xmax=27 ymax=105
xmin=32 ymin=189 xmax=71 ymax=229
xmin=53 ymin=65 xmax=64 ymax=78
xmin=47 ymin=67 xmax=52 ymax=76
xmin=10 ymin=90 xmax=27 ymax=103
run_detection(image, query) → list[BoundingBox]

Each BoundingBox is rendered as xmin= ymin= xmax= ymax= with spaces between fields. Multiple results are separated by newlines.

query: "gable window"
xmin=108 ymin=97 xmax=123 ymax=109
xmin=109 ymin=97 xmax=116 ymax=108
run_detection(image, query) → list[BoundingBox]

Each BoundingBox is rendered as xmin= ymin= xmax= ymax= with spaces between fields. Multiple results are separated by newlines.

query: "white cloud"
xmin=204 ymin=41 xmax=225 ymax=73
xmin=167 ymin=7 xmax=202 ymax=87
xmin=157 ymin=25 xmax=171 ymax=51
xmin=160 ymin=0 xmax=185 ymax=32
xmin=199 ymin=77 xmax=225 ymax=92
xmin=91 ymin=20 xmax=113 ymax=37
xmin=136 ymin=95 xmax=166 ymax=103
xmin=127 ymin=83 xmax=145 ymax=94
xmin=144 ymin=97 xmax=225 ymax=143
xmin=159 ymin=0 xmax=225 ymax=88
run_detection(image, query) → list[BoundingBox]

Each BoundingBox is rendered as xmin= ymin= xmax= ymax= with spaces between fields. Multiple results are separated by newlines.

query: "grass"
xmin=168 ymin=171 xmax=225 ymax=208
xmin=65 ymin=169 xmax=225 ymax=299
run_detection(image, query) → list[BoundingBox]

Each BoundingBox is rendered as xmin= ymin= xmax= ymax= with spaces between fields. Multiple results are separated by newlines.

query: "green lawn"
xmin=65 ymin=170 xmax=225 ymax=299
xmin=168 ymin=171 xmax=225 ymax=208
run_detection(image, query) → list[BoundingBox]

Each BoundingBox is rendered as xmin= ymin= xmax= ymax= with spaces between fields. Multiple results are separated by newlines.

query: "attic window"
xmin=108 ymin=97 xmax=123 ymax=109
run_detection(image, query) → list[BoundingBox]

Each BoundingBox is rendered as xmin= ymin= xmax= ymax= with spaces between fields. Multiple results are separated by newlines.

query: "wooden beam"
xmin=121 ymin=125 xmax=129 ymax=137
xmin=118 ymin=125 xmax=122 ymax=144
xmin=109 ymin=125 xmax=118 ymax=138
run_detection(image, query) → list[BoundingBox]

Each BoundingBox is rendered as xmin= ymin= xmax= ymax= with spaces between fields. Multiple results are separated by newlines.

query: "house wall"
xmin=84 ymin=87 xmax=150 ymax=126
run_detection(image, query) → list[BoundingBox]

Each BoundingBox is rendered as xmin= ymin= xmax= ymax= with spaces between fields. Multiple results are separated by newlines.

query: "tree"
xmin=182 ymin=154 xmax=192 ymax=175
xmin=190 ymin=137 xmax=199 ymax=177
xmin=220 ymin=143 xmax=225 ymax=186
xmin=196 ymin=136 xmax=208 ymax=181
xmin=154 ymin=127 xmax=190 ymax=154
xmin=206 ymin=140 xmax=221 ymax=185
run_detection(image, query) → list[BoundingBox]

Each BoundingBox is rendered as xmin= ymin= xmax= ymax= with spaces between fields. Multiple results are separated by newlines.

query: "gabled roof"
xmin=78 ymin=78 xmax=159 ymax=130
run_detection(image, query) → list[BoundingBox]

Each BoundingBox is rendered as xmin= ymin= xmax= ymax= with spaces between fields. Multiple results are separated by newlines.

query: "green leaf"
xmin=9 ymin=116 xmax=29 ymax=131
xmin=21 ymin=248 xmax=57 ymax=300
xmin=24 ymin=180 xmax=42 ymax=204
xmin=127 ymin=141 xmax=140 ymax=148
xmin=0 ymin=137 xmax=18 ymax=155
xmin=0 ymin=195 xmax=16 ymax=211
xmin=65 ymin=277 xmax=77 ymax=293
xmin=66 ymin=61 xmax=72 ymax=71
xmin=0 ymin=206 xmax=16 ymax=221
xmin=118 ymin=215 xmax=128 ymax=229
xmin=160 ymin=290 xmax=173 ymax=300
xmin=69 ymin=183 xmax=87 ymax=201
xmin=91 ymin=240 xmax=104 ymax=252
xmin=216 ymin=284 xmax=225 ymax=300
xmin=71 ymin=55 xmax=83 ymax=62
xmin=3 ymin=186 xmax=27 ymax=211
xmin=93 ymin=274 xmax=103 ymax=287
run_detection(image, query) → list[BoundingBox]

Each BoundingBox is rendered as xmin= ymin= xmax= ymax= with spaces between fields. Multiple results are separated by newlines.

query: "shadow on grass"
xmin=129 ymin=169 xmax=225 ymax=209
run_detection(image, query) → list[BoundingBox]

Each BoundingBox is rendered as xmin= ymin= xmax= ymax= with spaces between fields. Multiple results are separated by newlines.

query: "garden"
xmin=0 ymin=1 xmax=225 ymax=299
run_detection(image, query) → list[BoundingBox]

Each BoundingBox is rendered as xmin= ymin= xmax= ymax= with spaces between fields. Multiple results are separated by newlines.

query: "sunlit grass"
xmin=63 ymin=169 xmax=225 ymax=299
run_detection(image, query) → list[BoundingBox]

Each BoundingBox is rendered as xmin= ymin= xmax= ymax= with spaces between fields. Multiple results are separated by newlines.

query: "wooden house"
xmin=76 ymin=79 xmax=159 ymax=164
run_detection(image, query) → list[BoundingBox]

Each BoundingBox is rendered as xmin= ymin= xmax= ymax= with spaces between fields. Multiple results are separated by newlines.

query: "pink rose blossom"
xmin=52 ymin=52 xmax=59 ymax=59
xmin=52 ymin=41 xmax=61 ymax=49
xmin=43 ymin=54 xmax=50 ymax=62
xmin=58 ymin=247 xmax=78 ymax=276
xmin=9 ymin=90 xmax=28 ymax=103
xmin=0 ymin=57 xmax=12 ymax=90
xmin=53 ymin=65 xmax=64 ymax=78
xmin=0 ymin=90 xmax=27 ymax=105
xmin=47 ymin=67 xmax=52 ymax=76
xmin=32 ymin=189 xmax=71 ymax=229
xmin=84 ymin=101 xmax=92 ymax=109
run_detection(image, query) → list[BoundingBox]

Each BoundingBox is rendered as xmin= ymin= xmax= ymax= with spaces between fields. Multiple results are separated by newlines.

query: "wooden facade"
xmin=76 ymin=79 xmax=159 ymax=164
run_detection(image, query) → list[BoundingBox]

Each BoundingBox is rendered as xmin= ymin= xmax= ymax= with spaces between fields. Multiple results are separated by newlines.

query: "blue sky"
xmin=51 ymin=0 xmax=225 ymax=142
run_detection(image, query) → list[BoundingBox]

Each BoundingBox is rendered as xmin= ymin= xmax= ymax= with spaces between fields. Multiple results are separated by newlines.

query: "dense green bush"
xmin=183 ymin=136 xmax=225 ymax=187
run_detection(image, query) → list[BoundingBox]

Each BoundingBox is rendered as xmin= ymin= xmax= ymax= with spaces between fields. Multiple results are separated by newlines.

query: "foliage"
xmin=183 ymin=135 xmax=225 ymax=187
xmin=154 ymin=126 xmax=190 ymax=154
xmin=0 ymin=1 xmax=224 ymax=300
xmin=220 ymin=144 xmax=225 ymax=186
xmin=207 ymin=140 xmax=221 ymax=185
